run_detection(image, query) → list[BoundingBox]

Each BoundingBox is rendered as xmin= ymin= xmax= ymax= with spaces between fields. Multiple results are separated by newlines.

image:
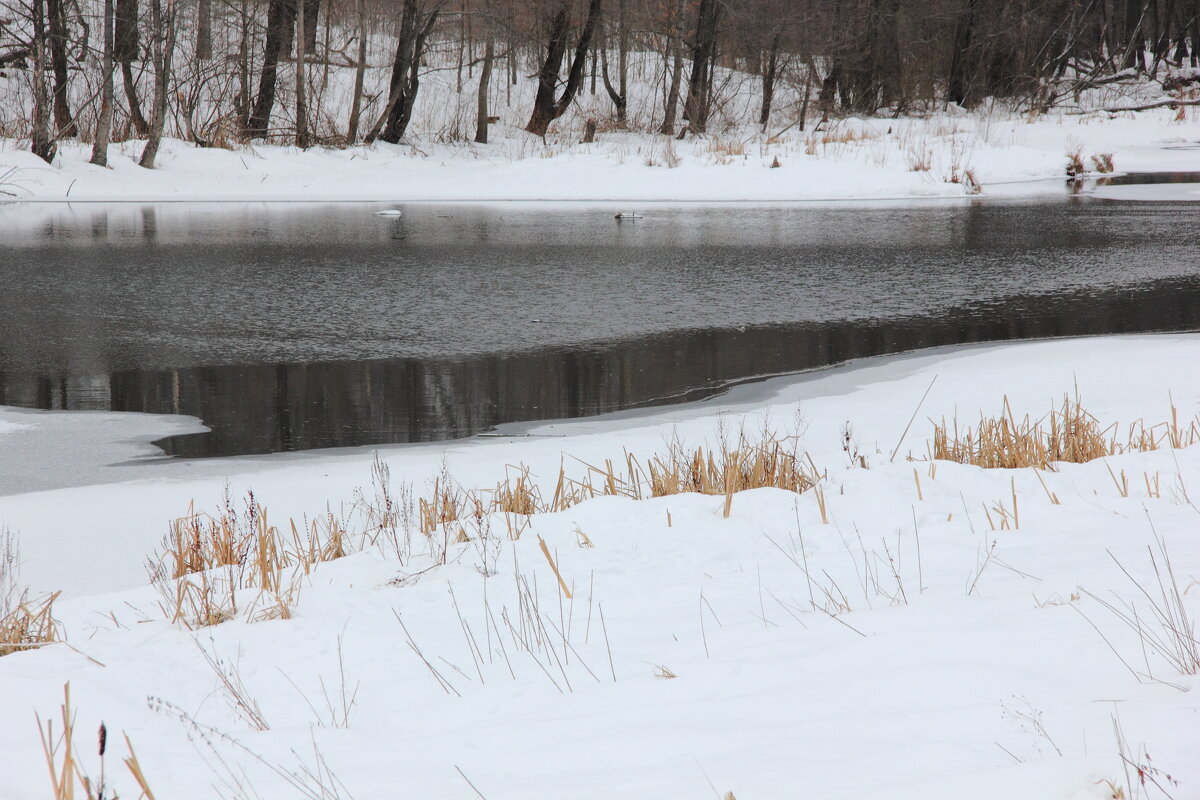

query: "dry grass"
xmin=1 ymin=591 xmax=62 ymax=655
xmin=1091 ymin=152 xmax=1115 ymax=173
xmin=817 ymin=124 xmax=877 ymax=145
xmin=906 ymin=144 xmax=933 ymax=171
xmin=38 ymin=683 xmax=158 ymax=800
xmin=386 ymin=425 xmax=821 ymax=548
xmin=644 ymin=139 xmax=681 ymax=168
xmin=148 ymin=424 xmax=820 ymax=597
xmin=930 ymin=394 xmax=1199 ymax=470
xmin=148 ymin=491 xmax=350 ymax=627
xmin=165 ymin=571 xmax=238 ymax=629
xmin=153 ymin=492 xmax=351 ymax=588
xmin=1 ymin=528 xmax=61 ymax=656
xmin=1081 ymin=529 xmax=1199 ymax=684
xmin=1066 ymin=149 xmax=1086 ymax=177
xmin=707 ymin=137 xmax=747 ymax=156
xmin=38 ymin=683 xmax=81 ymax=800
xmin=644 ymin=430 xmax=818 ymax=500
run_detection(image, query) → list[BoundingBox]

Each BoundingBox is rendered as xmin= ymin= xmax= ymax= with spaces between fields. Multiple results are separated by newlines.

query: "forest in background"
xmin=0 ymin=0 xmax=1199 ymax=169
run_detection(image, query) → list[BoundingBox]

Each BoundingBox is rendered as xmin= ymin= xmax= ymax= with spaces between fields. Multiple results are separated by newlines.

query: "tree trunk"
xmin=600 ymin=48 xmax=626 ymax=124
xmin=237 ymin=0 xmax=251 ymax=127
xmin=247 ymin=0 xmax=297 ymax=137
xmin=139 ymin=0 xmax=176 ymax=168
xmin=475 ymin=27 xmax=494 ymax=143
xmin=31 ymin=0 xmax=57 ymax=163
xmin=759 ymin=29 xmax=780 ymax=129
xmin=873 ymin=0 xmax=903 ymax=107
xmin=347 ymin=0 xmax=367 ymax=141
xmin=120 ymin=62 xmax=148 ymax=135
xmin=600 ymin=0 xmax=627 ymax=124
xmin=115 ymin=0 xmax=147 ymax=136
xmin=46 ymin=0 xmax=75 ymax=137
xmin=304 ymin=0 xmax=319 ymax=52
xmin=525 ymin=0 xmax=604 ymax=137
xmin=1192 ymin=0 xmax=1200 ymax=66
xmin=659 ymin=0 xmax=684 ymax=134
xmin=1123 ymin=0 xmax=1147 ymax=70
xmin=683 ymin=0 xmax=720 ymax=133
xmin=947 ymin=0 xmax=978 ymax=106
xmin=295 ymin=0 xmax=308 ymax=147
xmin=90 ymin=0 xmax=115 ymax=165
xmin=367 ymin=0 xmax=441 ymax=144
xmin=196 ymin=0 xmax=211 ymax=59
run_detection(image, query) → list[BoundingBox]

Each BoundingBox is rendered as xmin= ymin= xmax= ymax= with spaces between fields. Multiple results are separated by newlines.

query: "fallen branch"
xmin=1066 ymin=97 xmax=1200 ymax=114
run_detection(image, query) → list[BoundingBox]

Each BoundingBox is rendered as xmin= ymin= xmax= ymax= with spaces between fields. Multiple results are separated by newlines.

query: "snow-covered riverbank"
xmin=2 ymin=106 xmax=1199 ymax=204
xmin=1 ymin=333 xmax=1198 ymax=799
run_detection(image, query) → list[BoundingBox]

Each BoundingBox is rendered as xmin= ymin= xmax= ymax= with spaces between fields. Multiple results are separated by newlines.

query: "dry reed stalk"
xmin=494 ymin=464 xmax=542 ymax=515
xmin=537 ymin=536 xmax=573 ymax=599
xmin=37 ymin=683 xmax=77 ymax=800
xmin=122 ymin=733 xmax=157 ymax=800
xmin=1106 ymin=464 xmax=1130 ymax=498
xmin=573 ymin=526 xmax=594 ymax=549
xmin=419 ymin=478 xmax=462 ymax=537
xmin=645 ymin=430 xmax=818 ymax=499
xmin=169 ymin=572 xmax=237 ymax=629
xmin=1 ymin=590 xmax=60 ymax=655
xmin=414 ymin=427 xmax=819 ymax=538
xmin=150 ymin=494 xmax=352 ymax=626
xmin=1034 ymin=470 xmax=1061 ymax=505
xmin=196 ymin=639 xmax=271 ymax=731
xmin=814 ymin=484 xmax=829 ymax=524
xmin=931 ymin=394 xmax=1200 ymax=470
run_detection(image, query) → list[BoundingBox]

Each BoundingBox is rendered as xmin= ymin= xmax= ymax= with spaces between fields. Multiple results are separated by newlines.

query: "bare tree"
xmin=524 ymin=0 xmax=603 ymax=136
xmin=346 ymin=0 xmax=368 ymax=141
xmin=115 ymin=0 xmax=148 ymax=136
xmin=248 ymin=0 xmax=298 ymax=137
xmin=30 ymin=0 xmax=57 ymax=162
xmin=366 ymin=0 xmax=443 ymax=144
xmin=658 ymin=0 xmax=685 ymax=134
xmin=296 ymin=0 xmax=309 ymax=147
xmin=46 ymin=0 xmax=74 ymax=137
xmin=683 ymin=0 xmax=720 ymax=133
xmin=139 ymin=0 xmax=176 ymax=167
xmin=90 ymin=0 xmax=115 ymax=165
xmin=475 ymin=3 xmax=495 ymax=143
xmin=600 ymin=0 xmax=627 ymax=125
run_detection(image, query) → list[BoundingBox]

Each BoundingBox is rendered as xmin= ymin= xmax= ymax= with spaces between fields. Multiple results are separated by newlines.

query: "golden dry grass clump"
xmin=1 ymin=529 xmax=60 ymax=657
xmin=522 ymin=425 xmax=820 ymax=521
xmin=148 ymin=424 xmax=821 ymax=624
xmin=931 ymin=394 xmax=1200 ymax=470
xmin=644 ymin=431 xmax=818 ymax=498
xmin=420 ymin=425 xmax=820 ymax=531
xmin=0 ymin=591 xmax=61 ymax=656
xmin=148 ymin=492 xmax=350 ymax=628
xmin=151 ymin=493 xmax=349 ymax=589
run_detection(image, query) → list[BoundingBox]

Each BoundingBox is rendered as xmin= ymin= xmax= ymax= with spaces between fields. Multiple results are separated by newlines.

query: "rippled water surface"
xmin=1 ymin=189 xmax=1198 ymax=456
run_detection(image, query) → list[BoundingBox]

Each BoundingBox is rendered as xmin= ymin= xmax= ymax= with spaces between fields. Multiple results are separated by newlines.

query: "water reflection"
xmin=2 ymin=276 xmax=1197 ymax=457
xmin=1 ymin=198 xmax=1198 ymax=457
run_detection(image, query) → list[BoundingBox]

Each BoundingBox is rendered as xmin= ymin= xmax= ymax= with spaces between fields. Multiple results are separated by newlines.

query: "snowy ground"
xmin=2 ymin=333 xmax=1199 ymax=799
xmin=4 ymin=39 xmax=1200 ymax=204
xmin=0 ymin=108 xmax=1198 ymax=204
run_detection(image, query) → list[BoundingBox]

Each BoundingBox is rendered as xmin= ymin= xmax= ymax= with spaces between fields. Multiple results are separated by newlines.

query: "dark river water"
xmin=1 ymin=179 xmax=1198 ymax=457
